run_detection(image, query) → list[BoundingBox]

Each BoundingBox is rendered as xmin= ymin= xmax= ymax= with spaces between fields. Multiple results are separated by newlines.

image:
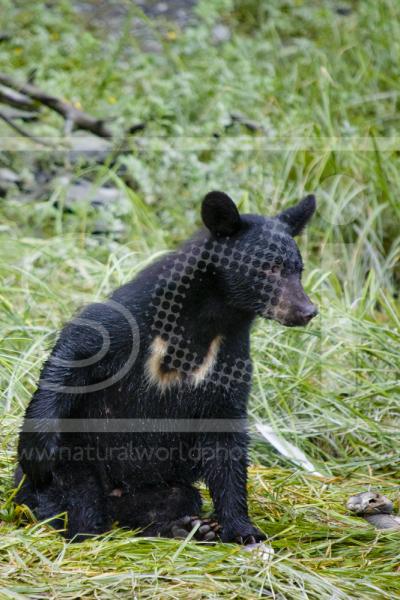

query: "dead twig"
xmin=0 ymin=72 xmax=114 ymax=138
xmin=0 ymin=84 xmax=38 ymax=111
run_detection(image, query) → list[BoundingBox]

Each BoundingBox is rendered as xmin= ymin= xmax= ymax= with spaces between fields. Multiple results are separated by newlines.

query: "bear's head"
xmin=201 ymin=191 xmax=318 ymax=327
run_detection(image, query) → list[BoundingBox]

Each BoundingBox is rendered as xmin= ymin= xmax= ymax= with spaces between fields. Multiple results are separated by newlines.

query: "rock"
xmin=212 ymin=24 xmax=231 ymax=44
xmin=336 ymin=7 xmax=352 ymax=16
xmin=66 ymin=133 xmax=113 ymax=164
xmin=54 ymin=177 xmax=125 ymax=210
xmin=92 ymin=217 xmax=126 ymax=236
xmin=0 ymin=167 xmax=21 ymax=184
xmin=156 ymin=2 xmax=168 ymax=14
xmin=243 ymin=542 xmax=274 ymax=561
xmin=50 ymin=175 xmax=129 ymax=236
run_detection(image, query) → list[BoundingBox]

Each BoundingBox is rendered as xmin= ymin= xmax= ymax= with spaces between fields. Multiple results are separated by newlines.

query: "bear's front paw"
xmin=221 ymin=523 xmax=266 ymax=545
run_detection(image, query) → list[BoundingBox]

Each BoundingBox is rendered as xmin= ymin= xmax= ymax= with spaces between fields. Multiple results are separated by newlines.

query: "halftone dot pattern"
xmin=147 ymin=218 xmax=299 ymax=390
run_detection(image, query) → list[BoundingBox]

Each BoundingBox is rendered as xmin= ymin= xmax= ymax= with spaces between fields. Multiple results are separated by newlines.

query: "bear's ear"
xmin=276 ymin=195 xmax=316 ymax=236
xmin=201 ymin=191 xmax=242 ymax=237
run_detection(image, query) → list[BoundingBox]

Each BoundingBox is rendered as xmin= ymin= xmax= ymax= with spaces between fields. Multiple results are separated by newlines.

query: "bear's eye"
xmin=264 ymin=266 xmax=280 ymax=277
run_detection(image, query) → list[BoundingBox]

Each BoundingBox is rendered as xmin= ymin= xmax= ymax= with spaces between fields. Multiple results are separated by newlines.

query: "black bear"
xmin=16 ymin=191 xmax=317 ymax=543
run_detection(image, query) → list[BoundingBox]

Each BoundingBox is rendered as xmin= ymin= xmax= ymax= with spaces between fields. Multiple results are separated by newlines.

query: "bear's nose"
xmin=303 ymin=305 xmax=318 ymax=322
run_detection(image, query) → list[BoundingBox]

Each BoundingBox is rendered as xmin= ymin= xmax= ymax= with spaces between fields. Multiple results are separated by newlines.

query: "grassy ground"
xmin=0 ymin=0 xmax=400 ymax=598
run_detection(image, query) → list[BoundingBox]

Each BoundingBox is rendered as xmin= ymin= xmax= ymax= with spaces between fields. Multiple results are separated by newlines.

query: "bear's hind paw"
xmin=170 ymin=516 xmax=221 ymax=542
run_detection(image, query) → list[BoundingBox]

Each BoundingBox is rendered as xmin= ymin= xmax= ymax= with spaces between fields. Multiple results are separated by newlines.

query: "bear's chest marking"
xmin=146 ymin=335 xmax=222 ymax=390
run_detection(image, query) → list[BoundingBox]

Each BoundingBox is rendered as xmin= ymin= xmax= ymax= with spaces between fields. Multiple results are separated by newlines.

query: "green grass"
xmin=0 ymin=0 xmax=400 ymax=597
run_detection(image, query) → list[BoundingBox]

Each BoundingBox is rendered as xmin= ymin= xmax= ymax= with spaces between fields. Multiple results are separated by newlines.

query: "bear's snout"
xmin=298 ymin=303 xmax=318 ymax=324
xmin=266 ymin=274 xmax=318 ymax=327
xmin=278 ymin=302 xmax=318 ymax=327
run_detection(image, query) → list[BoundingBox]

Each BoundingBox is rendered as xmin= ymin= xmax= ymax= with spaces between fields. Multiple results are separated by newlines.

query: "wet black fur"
xmin=16 ymin=192 xmax=316 ymax=543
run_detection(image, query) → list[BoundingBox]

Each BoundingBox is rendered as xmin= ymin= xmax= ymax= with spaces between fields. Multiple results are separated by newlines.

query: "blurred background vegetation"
xmin=0 ymin=1 xmax=399 ymax=598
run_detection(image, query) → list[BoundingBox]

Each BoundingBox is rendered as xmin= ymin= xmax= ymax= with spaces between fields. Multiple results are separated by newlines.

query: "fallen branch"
xmin=0 ymin=110 xmax=53 ymax=147
xmin=127 ymin=122 xmax=146 ymax=135
xmin=0 ymin=107 xmax=39 ymax=122
xmin=0 ymin=83 xmax=38 ymax=111
xmin=0 ymin=72 xmax=115 ymax=138
xmin=228 ymin=112 xmax=268 ymax=134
